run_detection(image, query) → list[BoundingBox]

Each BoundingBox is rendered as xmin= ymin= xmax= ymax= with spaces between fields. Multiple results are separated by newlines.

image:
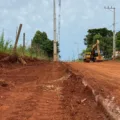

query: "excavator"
xmin=83 ymin=40 xmax=104 ymax=62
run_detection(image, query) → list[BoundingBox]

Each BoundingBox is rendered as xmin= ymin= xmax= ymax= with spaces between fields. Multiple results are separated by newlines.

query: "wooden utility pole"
xmin=13 ymin=24 xmax=22 ymax=54
xmin=23 ymin=33 xmax=25 ymax=55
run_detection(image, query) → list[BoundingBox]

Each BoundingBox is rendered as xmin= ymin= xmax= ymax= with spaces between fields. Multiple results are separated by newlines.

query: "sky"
xmin=0 ymin=0 xmax=120 ymax=60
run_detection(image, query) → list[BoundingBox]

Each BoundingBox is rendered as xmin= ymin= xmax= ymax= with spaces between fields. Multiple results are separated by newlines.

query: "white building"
xmin=116 ymin=51 xmax=120 ymax=57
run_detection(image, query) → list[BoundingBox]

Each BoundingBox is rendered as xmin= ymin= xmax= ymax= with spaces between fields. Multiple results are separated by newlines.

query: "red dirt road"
xmin=0 ymin=61 xmax=109 ymax=120
xmin=68 ymin=61 xmax=120 ymax=105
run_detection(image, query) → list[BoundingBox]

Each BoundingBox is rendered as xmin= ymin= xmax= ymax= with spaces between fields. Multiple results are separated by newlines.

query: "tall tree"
xmin=84 ymin=28 xmax=113 ymax=58
xmin=32 ymin=30 xmax=60 ymax=59
xmin=32 ymin=30 xmax=43 ymax=48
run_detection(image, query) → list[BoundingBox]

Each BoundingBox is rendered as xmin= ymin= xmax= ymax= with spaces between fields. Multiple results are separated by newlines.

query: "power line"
xmin=106 ymin=22 xmax=120 ymax=29
xmin=107 ymin=24 xmax=113 ymax=29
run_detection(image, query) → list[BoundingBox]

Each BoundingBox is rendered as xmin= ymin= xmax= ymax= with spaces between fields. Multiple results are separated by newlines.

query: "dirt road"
xmin=68 ymin=61 xmax=120 ymax=103
xmin=0 ymin=60 xmax=108 ymax=120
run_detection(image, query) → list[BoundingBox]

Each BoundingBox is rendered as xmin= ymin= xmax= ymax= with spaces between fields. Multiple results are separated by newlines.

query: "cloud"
xmin=0 ymin=0 xmax=119 ymax=60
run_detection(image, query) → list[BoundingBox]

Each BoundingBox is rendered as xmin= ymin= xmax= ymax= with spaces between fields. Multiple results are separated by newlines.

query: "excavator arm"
xmin=91 ymin=40 xmax=103 ymax=62
xmin=92 ymin=40 xmax=100 ymax=55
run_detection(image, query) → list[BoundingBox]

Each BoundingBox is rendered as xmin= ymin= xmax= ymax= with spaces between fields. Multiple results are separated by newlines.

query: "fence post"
xmin=13 ymin=24 xmax=22 ymax=54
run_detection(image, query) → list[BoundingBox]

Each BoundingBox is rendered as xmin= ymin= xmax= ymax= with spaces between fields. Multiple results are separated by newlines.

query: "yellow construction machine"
xmin=83 ymin=40 xmax=104 ymax=62
xmin=83 ymin=52 xmax=91 ymax=62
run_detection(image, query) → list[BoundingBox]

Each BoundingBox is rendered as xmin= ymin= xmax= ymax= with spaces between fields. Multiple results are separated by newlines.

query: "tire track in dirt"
xmin=0 ymin=62 xmax=109 ymax=120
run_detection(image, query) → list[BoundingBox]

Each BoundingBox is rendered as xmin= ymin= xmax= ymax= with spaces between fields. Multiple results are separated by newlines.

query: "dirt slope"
xmin=68 ymin=61 xmax=120 ymax=105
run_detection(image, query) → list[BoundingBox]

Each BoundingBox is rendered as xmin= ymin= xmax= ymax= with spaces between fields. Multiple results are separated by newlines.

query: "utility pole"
xmin=53 ymin=0 xmax=57 ymax=61
xmin=104 ymin=6 xmax=116 ymax=59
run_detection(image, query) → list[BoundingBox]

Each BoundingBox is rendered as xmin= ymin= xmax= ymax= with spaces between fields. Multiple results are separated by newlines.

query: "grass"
xmin=115 ymin=57 xmax=120 ymax=62
xmin=0 ymin=32 xmax=51 ymax=60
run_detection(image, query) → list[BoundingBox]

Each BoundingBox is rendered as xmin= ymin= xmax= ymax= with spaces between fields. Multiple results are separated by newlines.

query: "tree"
xmin=84 ymin=28 xmax=113 ymax=58
xmin=93 ymin=34 xmax=102 ymax=44
xmin=42 ymin=40 xmax=60 ymax=58
xmin=32 ymin=30 xmax=60 ymax=59
xmin=84 ymin=28 xmax=112 ymax=47
xmin=116 ymin=31 xmax=120 ymax=51
xmin=42 ymin=32 xmax=48 ymax=41
xmin=32 ymin=30 xmax=43 ymax=48
xmin=41 ymin=39 xmax=53 ymax=58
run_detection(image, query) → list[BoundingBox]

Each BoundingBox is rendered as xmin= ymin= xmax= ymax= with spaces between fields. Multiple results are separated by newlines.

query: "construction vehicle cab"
xmin=91 ymin=50 xmax=103 ymax=62
xmin=83 ymin=52 xmax=91 ymax=62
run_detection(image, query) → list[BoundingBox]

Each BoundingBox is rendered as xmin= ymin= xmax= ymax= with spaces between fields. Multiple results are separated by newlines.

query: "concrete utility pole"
xmin=104 ymin=6 xmax=116 ymax=59
xmin=53 ymin=0 xmax=57 ymax=61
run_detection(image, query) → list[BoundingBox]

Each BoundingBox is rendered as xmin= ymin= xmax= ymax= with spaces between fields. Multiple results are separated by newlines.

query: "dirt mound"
xmin=0 ymin=53 xmax=49 ymax=67
xmin=23 ymin=56 xmax=48 ymax=64
xmin=61 ymin=73 xmax=108 ymax=120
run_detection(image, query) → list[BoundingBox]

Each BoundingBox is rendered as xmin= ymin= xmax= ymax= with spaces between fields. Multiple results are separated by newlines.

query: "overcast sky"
xmin=0 ymin=0 xmax=120 ymax=60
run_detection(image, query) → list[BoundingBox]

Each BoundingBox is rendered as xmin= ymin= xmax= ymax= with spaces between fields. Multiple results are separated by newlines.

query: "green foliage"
xmin=0 ymin=32 xmax=4 ymax=51
xmin=17 ymin=44 xmax=23 ymax=56
xmin=0 ymin=31 xmax=11 ymax=53
xmin=93 ymin=34 xmax=102 ymax=44
xmin=116 ymin=31 xmax=120 ymax=51
xmin=81 ymin=48 xmax=92 ymax=57
xmin=4 ymin=41 xmax=10 ymax=51
xmin=0 ymin=29 xmax=60 ymax=60
xmin=84 ymin=28 xmax=112 ymax=47
xmin=84 ymin=28 xmax=113 ymax=58
xmin=42 ymin=39 xmax=53 ymax=58
xmin=42 ymin=32 xmax=48 ymax=41
xmin=32 ymin=30 xmax=60 ymax=59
